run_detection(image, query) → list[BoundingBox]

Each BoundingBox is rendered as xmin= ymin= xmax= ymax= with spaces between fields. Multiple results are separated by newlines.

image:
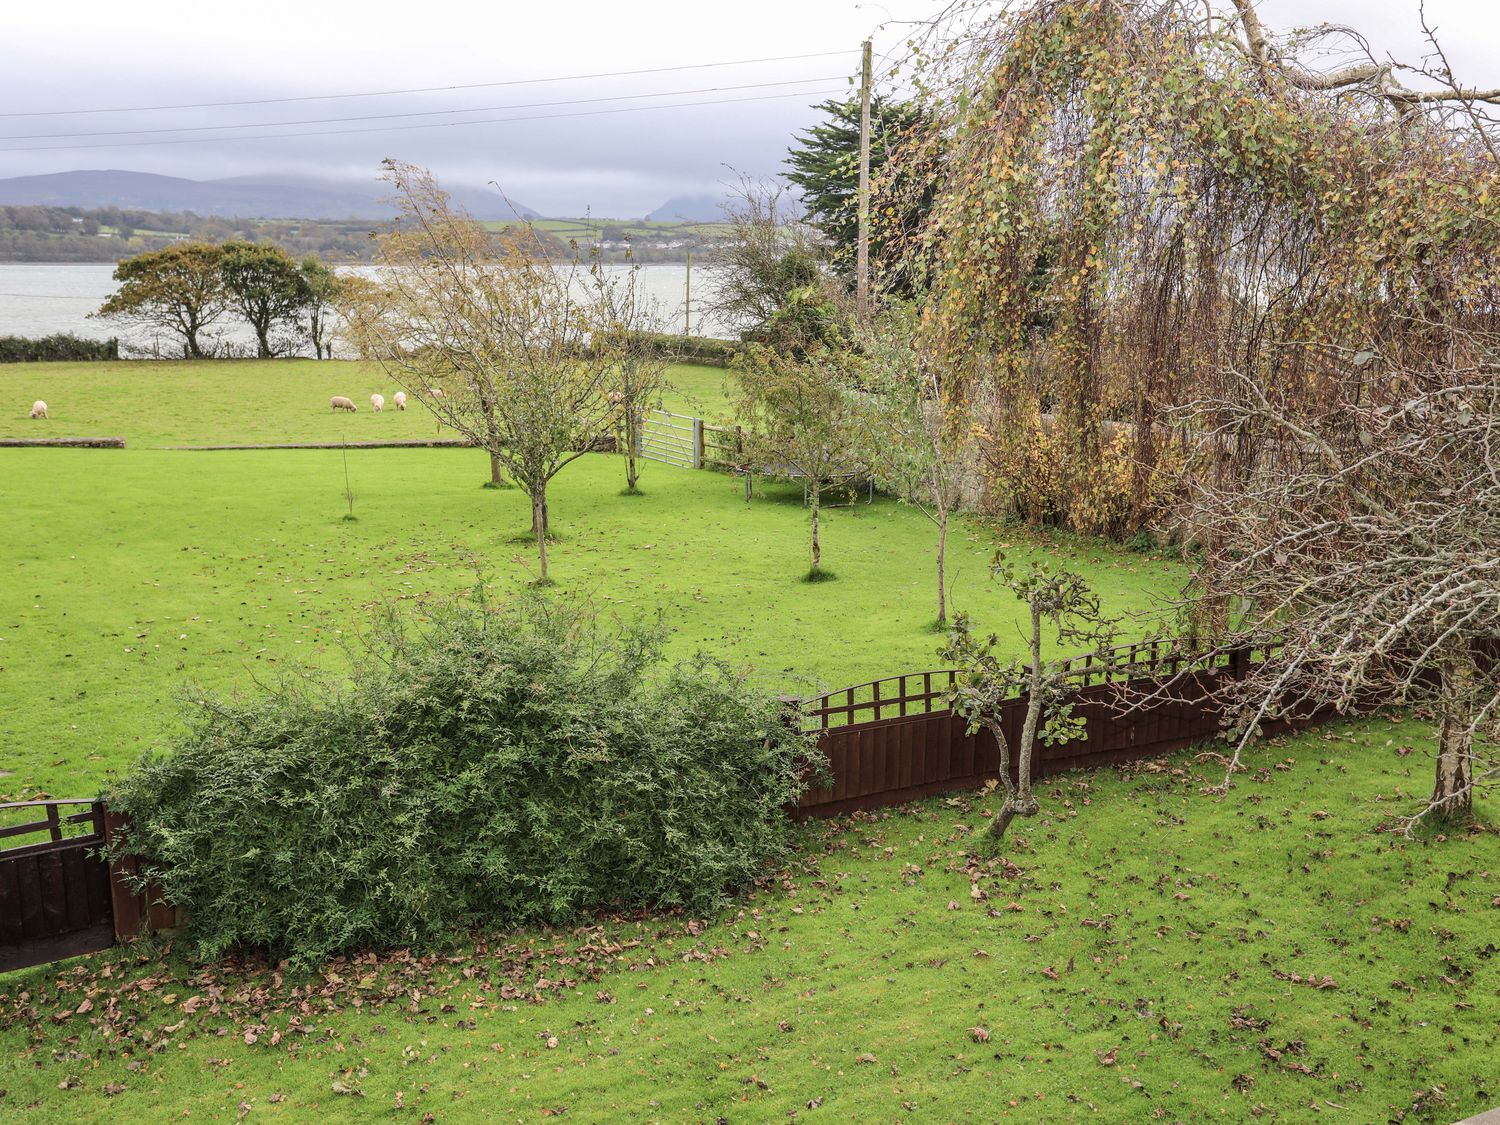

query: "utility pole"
xmin=684 ymin=249 xmax=692 ymax=337
xmin=856 ymin=37 xmax=872 ymax=322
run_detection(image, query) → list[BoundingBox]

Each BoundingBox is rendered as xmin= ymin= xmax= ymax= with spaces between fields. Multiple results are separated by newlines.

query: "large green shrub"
xmin=107 ymin=596 xmax=819 ymax=967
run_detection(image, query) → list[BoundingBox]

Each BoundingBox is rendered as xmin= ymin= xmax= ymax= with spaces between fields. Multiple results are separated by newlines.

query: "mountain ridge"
xmin=0 ymin=169 xmax=543 ymax=221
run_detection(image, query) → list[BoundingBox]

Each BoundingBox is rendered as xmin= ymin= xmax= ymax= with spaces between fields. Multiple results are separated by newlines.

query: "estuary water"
xmin=0 ymin=261 xmax=727 ymax=355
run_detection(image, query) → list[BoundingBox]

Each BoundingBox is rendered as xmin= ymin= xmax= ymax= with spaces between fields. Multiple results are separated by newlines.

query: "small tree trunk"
xmin=490 ymin=452 xmax=504 ymax=486
xmin=256 ymin=323 xmax=272 ymax=359
xmin=936 ymin=508 xmax=949 ymax=626
xmin=983 ymin=715 xmax=1021 ymax=839
xmin=1431 ymin=669 xmax=1475 ymax=821
xmin=626 ymin=410 xmax=640 ymax=491
xmin=1017 ymin=603 xmax=1045 ymax=802
xmin=532 ymin=490 xmax=550 ymax=582
xmin=809 ymin=488 xmax=822 ymax=575
xmin=992 ymin=604 xmax=1045 ymax=840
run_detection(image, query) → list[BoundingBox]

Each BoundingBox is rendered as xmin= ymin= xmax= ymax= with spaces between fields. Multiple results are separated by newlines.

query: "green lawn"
xmin=0 ymin=719 xmax=1494 ymax=1121
xmin=0 ymin=358 xmax=732 ymax=447
xmin=4 ymin=359 xmax=1488 ymax=1122
xmin=0 ymin=360 xmax=1174 ymax=801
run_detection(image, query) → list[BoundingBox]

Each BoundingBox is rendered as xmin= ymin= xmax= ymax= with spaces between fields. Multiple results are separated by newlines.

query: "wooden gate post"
xmin=102 ymin=806 xmax=146 ymax=943
xmin=692 ymin=417 xmax=704 ymax=469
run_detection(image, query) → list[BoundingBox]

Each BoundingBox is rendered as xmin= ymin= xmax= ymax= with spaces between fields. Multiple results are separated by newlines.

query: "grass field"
xmin=0 ymin=719 xmax=1494 ymax=1121
xmin=0 ymin=358 xmax=734 ymax=447
xmin=0 ymin=359 xmax=1176 ymax=801
xmin=1 ymin=358 xmax=1493 ymax=1122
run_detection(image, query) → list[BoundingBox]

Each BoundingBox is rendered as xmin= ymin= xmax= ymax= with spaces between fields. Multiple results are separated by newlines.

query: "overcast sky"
xmin=5 ymin=0 xmax=1500 ymax=217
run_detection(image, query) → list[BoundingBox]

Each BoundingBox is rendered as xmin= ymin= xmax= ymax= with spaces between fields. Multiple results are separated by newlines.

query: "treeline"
xmin=95 ymin=242 xmax=342 ymax=359
xmin=0 ymin=204 xmax=379 ymax=263
xmin=0 ymin=204 xmax=733 ymax=264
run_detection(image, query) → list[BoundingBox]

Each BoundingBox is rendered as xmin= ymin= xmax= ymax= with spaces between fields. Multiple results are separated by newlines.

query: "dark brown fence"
xmin=2 ymin=639 xmax=1283 ymax=972
xmin=795 ymin=640 xmax=1268 ymax=817
xmin=0 ymin=800 xmax=115 ymax=972
xmin=0 ymin=800 xmax=179 ymax=973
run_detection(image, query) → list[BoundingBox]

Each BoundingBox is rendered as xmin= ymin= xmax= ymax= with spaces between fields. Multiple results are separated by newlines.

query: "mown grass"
xmin=0 ymin=358 xmax=732 ymax=447
xmin=5 ymin=359 xmax=1488 ymax=1121
xmin=0 ymin=719 xmax=1494 ymax=1121
xmin=0 ymin=362 xmax=1176 ymax=801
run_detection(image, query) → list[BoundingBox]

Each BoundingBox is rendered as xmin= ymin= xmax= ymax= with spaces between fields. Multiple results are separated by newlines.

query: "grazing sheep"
xmin=371 ymin=393 xmax=385 ymax=413
xmin=330 ymin=395 xmax=357 ymax=413
xmin=29 ymin=400 xmax=47 ymax=419
xmin=393 ymin=391 xmax=407 ymax=411
xmin=429 ymin=387 xmax=445 ymax=399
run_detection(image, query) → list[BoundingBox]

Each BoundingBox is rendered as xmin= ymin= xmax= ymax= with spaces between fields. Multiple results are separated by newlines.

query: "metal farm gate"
xmin=636 ymin=410 xmax=703 ymax=469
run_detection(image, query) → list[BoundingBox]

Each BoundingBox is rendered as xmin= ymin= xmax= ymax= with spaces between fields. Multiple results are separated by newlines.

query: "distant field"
xmin=0 ymin=358 xmax=734 ymax=446
xmin=481 ymin=217 xmax=733 ymax=240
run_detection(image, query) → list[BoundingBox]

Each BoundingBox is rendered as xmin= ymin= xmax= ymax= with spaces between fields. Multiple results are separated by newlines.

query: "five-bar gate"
xmin=636 ymin=409 xmax=703 ymax=469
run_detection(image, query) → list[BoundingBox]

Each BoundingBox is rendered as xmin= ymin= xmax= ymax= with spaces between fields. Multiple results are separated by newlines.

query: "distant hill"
xmin=646 ymin=193 xmax=729 ymax=223
xmin=0 ymin=170 xmax=542 ymax=221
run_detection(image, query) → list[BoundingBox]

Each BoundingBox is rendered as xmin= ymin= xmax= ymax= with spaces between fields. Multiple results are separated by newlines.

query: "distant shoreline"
xmin=0 ymin=257 xmax=700 ymax=267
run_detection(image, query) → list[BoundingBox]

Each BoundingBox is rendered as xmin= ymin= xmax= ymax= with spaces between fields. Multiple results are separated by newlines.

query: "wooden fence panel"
xmin=793 ymin=649 xmax=1293 ymax=818
xmin=0 ymin=800 xmax=116 ymax=973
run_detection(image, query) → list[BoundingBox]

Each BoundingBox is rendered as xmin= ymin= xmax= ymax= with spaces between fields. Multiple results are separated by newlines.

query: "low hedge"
xmin=107 ymin=596 xmax=820 ymax=967
xmin=0 ymin=333 xmax=119 ymax=362
xmin=600 ymin=330 xmax=739 ymax=367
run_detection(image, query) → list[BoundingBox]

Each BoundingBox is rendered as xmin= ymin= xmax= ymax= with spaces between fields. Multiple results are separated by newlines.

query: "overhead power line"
xmin=1 ymin=76 xmax=848 ymax=142
xmin=0 ymin=51 xmax=853 ymax=119
xmin=0 ymin=87 xmax=850 ymax=153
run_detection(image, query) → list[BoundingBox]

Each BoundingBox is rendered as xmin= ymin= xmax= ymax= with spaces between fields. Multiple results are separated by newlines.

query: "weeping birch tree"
xmin=890 ymin=0 xmax=1500 ymax=538
xmin=1182 ymin=361 xmax=1500 ymax=830
xmin=346 ymin=160 xmax=618 ymax=583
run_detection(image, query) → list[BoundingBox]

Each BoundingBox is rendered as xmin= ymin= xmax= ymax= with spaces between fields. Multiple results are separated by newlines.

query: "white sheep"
xmin=429 ymin=387 xmax=445 ymax=399
xmin=371 ymin=393 xmax=385 ymax=413
xmin=330 ymin=395 xmax=357 ymax=413
xmin=29 ymin=400 xmax=47 ymax=419
xmin=393 ymin=391 xmax=407 ymax=411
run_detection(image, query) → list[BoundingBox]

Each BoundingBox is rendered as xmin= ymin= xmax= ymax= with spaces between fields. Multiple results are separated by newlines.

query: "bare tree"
xmin=703 ymin=175 xmax=834 ymax=343
xmin=1227 ymin=0 xmax=1500 ymax=122
xmin=345 ymin=160 xmax=618 ymax=583
xmin=1182 ymin=357 xmax=1500 ymax=831
xmin=854 ymin=307 xmax=974 ymax=625
xmin=944 ymin=556 xmax=1115 ymax=840
xmin=587 ymin=264 xmax=671 ymax=494
xmin=734 ymin=345 xmax=861 ymax=579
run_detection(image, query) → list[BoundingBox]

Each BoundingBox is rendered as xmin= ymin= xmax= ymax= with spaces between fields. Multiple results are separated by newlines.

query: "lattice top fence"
xmin=0 ymin=799 xmax=107 ymax=859
xmin=799 ymin=637 xmax=1277 ymax=731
